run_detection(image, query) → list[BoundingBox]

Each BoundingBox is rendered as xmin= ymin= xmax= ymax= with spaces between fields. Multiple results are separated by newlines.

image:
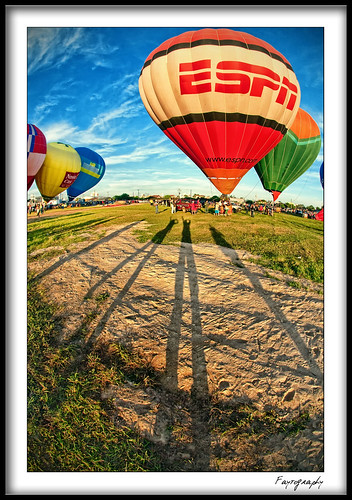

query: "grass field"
xmin=27 ymin=203 xmax=324 ymax=472
xmin=28 ymin=203 xmax=324 ymax=283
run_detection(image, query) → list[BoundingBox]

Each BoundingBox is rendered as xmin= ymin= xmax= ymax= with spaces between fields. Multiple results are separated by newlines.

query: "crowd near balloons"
xmin=28 ymin=28 xmax=323 ymax=220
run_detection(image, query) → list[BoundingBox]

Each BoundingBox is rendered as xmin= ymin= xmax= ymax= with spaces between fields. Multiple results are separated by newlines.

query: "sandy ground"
xmin=28 ymin=217 xmax=324 ymax=472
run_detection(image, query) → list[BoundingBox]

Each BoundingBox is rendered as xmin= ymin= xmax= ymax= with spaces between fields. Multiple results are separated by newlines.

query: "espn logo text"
xmin=179 ymin=59 xmax=298 ymax=110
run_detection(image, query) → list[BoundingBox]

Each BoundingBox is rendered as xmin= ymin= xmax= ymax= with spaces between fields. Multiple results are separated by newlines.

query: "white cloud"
xmin=89 ymin=98 xmax=144 ymax=131
xmin=27 ymin=27 xmax=120 ymax=75
xmin=41 ymin=120 xmax=128 ymax=150
xmin=104 ymin=141 xmax=181 ymax=166
xmin=43 ymin=122 xmax=80 ymax=143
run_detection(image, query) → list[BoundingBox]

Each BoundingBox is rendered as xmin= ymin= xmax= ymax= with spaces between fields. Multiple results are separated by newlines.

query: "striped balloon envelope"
xmin=139 ymin=28 xmax=301 ymax=195
xmin=320 ymin=161 xmax=324 ymax=189
xmin=27 ymin=124 xmax=47 ymax=190
xmin=67 ymin=147 xmax=106 ymax=201
xmin=254 ymin=108 xmax=321 ymax=202
xmin=35 ymin=142 xmax=81 ymax=202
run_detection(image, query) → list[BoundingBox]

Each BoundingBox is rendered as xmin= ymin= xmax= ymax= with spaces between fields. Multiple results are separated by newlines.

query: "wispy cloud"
xmin=104 ymin=138 xmax=182 ymax=166
xmin=88 ymin=98 xmax=143 ymax=132
xmin=28 ymin=27 xmax=119 ymax=75
xmin=42 ymin=120 xmax=128 ymax=150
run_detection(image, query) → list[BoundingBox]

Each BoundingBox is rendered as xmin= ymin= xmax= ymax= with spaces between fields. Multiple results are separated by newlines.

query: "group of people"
xmin=27 ymin=201 xmax=45 ymax=217
xmin=214 ymin=201 xmax=233 ymax=216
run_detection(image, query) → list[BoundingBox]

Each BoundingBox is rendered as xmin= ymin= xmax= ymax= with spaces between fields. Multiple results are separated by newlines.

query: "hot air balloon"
xmin=254 ymin=108 xmax=321 ymax=202
xmin=27 ymin=124 xmax=47 ymax=190
xmin=35 ymin=142 xmax=81 ymax=202
xmin=315 ymin=162 xmax=324 ymax=221
xmin=315 ymin=207 xmax=324 ymax=221
xmin=66 ymin=147 xmax=106 ymax=202
xmin=139 ymin=28 xmax=301 ymax=195
xmin=320 ymin=162 xmax=324 ymax=189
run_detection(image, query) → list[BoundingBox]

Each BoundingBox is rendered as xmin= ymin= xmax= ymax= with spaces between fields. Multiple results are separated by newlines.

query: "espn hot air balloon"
xmin=27 ymin=124 xmax=47 ymax=190
xmin=67 ymin=147 xmax=106 ymax=202
xmin=139 ymin=28 xmax=301 ymax=195
xmin=35 ymin=142 xmax=81 ymax=202
xmin=254 ymin=108 xmax=321 ymax=202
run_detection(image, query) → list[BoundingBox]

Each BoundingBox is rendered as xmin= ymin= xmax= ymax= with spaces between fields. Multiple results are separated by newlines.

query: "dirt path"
xmin=29 ymin=219 xmax=324 ymax=472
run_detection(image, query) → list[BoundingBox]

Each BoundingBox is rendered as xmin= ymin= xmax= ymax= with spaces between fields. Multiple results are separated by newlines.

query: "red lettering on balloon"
xmin=179 ymin=59 xmax=212 ymax=94
xmin=215 ymin=73 xmax=250 ymax=94
xmin=179 ymin=59 xmax=298 ymax=109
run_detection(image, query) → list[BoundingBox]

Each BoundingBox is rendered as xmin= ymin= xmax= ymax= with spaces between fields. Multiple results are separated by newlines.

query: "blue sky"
xmin=27 ymin=26 xmax=324 ymax=206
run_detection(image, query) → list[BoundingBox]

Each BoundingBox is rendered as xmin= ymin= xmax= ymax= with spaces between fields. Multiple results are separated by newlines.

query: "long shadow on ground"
xmin=209 ymin=225 xmax=323 ymax=384
xmin=154 ymin=218 xmax=212 ymax=471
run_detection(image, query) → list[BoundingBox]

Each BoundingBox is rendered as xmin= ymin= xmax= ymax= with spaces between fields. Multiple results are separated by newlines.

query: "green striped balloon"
xmin=254 ymin=108 xmax=321 ymax=201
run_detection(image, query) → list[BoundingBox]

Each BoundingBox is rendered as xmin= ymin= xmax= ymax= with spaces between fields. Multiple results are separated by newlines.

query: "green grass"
xmin=27 ymin=203 xmax=323 ymax=471
xmin=28 ymin=203 xmax=323 ymax=282
xmin=27 ymin=277 xmax=163 ymax=471
xmin=210 ymin=402 xmax=310 ymax=438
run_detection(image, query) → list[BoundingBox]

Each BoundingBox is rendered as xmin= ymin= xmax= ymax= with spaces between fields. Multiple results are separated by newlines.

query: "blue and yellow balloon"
xmin=320 ymin=162 xmax=324 ymax=189
xmin=35 ymin=142 xmax=81 ymax=202
xmin=67 ymin=147 xmax=106 ymax=201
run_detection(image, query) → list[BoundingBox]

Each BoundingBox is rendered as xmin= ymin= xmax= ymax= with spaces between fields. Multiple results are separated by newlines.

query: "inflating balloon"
xmin=254 ymin=108 xmax=321 ymax=202
xmin=67 ymin=147 xmax=106 ymax=201
xmin=27 ymin=124 xmax=47 ymax=190
xmin=139 ymin=28 xmax=301 ymax=195
xmin=35 ymin=142 xmax=81 ymax=202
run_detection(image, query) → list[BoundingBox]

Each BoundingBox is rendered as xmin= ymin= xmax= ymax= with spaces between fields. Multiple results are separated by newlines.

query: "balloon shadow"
xmin=209 ymin=225 xmax=323 ymax=384
xmin=83 ymin=218 xmax=177 ymax=349
xmin=31 ymin=220 xmax=143 ymax=283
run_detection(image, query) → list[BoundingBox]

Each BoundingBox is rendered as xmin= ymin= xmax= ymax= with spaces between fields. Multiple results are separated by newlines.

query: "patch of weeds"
xmin=95 ymin=292 xmax=110 ymax=304
xmin=134 ymin=229 xmax=152 ymax=243
xmin=210 ymin=402 xmax=310 ymax=439
xmin=287 ymin=280 xmax=307 ymax=290
xmin=93 ymin=340 xmax=161 ymax=389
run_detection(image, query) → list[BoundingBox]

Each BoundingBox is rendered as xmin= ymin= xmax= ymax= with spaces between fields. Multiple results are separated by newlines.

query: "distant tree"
xmin=113 ymin=193 xmax=131 ymax=201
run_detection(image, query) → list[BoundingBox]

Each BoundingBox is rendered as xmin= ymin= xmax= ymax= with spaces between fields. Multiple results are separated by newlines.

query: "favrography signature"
xmin=275 ymin=475 xmax=323 ymax=491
